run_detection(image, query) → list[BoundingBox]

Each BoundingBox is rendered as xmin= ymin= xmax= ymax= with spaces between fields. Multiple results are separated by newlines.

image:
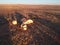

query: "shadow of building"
xmin=0 ymin=16 xmax=12 ymax=45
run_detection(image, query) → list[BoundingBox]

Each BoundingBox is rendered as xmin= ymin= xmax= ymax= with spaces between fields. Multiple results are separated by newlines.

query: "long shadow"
xmin=35 ymin=18 xmax=60 ymax=45
xmin=34 ymin=17 xmax=60 ymax=35
xmin=29 ymin=14 xmax=60 ymax=35
xmin=0 ymin=16 xmax=13 ymax=45
xmin=28 ymin=14 xmax=60 ymax=45
xmin=28 ymin=14 xmax=60 ymax=34
xmin=15 ymin=12 xmax=26 ymax=25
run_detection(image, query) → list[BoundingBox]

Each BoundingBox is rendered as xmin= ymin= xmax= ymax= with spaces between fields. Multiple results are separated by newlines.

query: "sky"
xmin=0 ymin=0 xmax=60 ymax=5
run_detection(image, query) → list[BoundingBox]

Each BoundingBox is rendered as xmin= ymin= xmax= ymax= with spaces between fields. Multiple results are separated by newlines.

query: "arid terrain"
xmin=0 ymin=4 xmax=60 ymax=45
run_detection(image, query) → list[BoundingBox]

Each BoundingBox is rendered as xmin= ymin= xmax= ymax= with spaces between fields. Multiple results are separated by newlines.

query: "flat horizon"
xmin=0 ymin=4 xmax=60 ymax=6
xmin=0 ymin=0 xmax=60 ymax=5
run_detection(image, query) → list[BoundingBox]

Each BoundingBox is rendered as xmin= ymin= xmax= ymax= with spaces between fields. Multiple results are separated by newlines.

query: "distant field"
xmin=0 ymin=5 xmax=60 ymax=45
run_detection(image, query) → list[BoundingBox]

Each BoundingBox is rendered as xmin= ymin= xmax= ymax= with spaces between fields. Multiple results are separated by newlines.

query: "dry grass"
xmin=0 ymin=5 xmax=60 ymax=45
